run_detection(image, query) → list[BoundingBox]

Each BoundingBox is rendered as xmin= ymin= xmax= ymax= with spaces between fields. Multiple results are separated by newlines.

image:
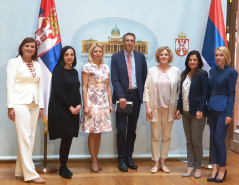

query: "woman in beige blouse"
xmin=143 ymin=46 xmax=180 ymax=173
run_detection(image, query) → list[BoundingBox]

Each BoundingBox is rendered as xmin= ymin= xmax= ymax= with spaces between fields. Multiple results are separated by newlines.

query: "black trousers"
xmin=116 ymin=92 xmax=141 ymax=162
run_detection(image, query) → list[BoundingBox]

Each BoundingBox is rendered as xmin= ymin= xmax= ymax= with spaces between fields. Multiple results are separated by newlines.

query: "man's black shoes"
xmin=118 ymin=161 xmax=128 ymax=172
xmin=126 ymin=160 xmax=138 ymax=169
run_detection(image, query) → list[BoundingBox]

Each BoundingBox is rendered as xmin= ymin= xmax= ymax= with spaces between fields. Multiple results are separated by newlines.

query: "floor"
xmin=0 ymin=150 xmax=238 ymax=185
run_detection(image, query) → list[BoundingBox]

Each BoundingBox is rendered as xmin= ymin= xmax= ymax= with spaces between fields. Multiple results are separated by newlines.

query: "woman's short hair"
xmin=215 ymin=46 xmax=231 ymax=66
xmin=18 ymin=37 xmax=38 ymax=61
xmin=58 ymin=46 xmax=77 ymax=67
xmin=155 ymin=46 xmax=174 ymax=63
xmin=88 ymin=43 xmax=104 ymax=64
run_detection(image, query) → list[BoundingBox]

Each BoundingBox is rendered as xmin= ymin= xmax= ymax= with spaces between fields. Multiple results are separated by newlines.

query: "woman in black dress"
xmin=48 ymin=46 xmax=81 ymax=179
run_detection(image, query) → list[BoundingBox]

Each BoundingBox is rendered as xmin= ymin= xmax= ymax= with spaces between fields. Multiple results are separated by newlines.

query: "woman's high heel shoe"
xmin=194 ymin=169 xmax=202 ymax=178
xmin=90 ymin=162 xmax=99 ymax=173
xmin=182 ymin=167 xmax=195 ymax=177
xmin=207 ymin=171 xmax=218 ymax=182
xmin=214 ymin=170 xmax=227 ymax=183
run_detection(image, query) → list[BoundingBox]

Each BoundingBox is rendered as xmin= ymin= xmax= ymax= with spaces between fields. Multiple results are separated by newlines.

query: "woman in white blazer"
xmin=143 ymin=46 xmax=180 ymax=173
xmin=6 ymin=37 xmax=45 ymax=184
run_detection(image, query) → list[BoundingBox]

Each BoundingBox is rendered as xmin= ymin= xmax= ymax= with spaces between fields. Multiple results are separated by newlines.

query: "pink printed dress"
xmin=80 ymin=63 xmax=112 ymax=133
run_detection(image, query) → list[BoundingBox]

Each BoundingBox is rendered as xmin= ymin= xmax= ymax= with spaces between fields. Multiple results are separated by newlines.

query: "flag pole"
xmin=202 ymin=124 xmax=213 ymax=169
xmin=202 ymin=139 xmax=213 ymax=169
xmin=35 ymin=119 xmax=58 ymax=173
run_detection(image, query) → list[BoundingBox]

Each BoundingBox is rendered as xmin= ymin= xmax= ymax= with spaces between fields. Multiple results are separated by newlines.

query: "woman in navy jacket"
xmin=176 ymin=50 xmax=209 ymax=178
xmin=207 ymin=46 xmax=238 ymax=183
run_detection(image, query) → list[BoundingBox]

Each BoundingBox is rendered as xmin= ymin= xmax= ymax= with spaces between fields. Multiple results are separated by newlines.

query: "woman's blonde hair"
xmin=88 ymin=43 xmax=104 ymax=64
xmin=155 ymin=46 xmax=174 ymax=63
xmin=215 ymin=46 xmax=231 ymax=66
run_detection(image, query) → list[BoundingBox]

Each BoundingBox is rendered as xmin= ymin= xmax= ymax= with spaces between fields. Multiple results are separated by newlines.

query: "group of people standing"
xmin=6 ymin=33 xmax=237 ymax=184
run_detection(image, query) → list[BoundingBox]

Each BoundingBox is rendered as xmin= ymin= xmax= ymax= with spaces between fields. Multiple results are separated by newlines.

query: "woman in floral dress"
xmin=80 ymin=43 xmax=113 ymax=173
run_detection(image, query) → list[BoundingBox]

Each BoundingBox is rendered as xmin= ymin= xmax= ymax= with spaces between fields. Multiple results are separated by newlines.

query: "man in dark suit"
xmin=111 ymin=32 xmax=147 ymax=172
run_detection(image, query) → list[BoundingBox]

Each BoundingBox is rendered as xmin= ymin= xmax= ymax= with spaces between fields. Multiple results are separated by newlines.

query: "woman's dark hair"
xmin=57 ymin=46 xmax=77 ymax=67
xmin=18 ymin=37 xmax=38 ymax=61
xmin=181 ymin=50 xmax=203 ymax=82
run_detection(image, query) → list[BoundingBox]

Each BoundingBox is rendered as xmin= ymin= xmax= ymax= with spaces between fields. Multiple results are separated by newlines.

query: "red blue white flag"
xmin=35 ymin=0 xmax=62 ymax=132
xmin=202 ymin=0 xmax=227 ymax=69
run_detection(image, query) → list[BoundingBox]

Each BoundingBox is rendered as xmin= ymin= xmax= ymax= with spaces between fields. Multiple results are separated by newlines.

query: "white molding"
xmin=0 ymin=153 xmax=210 ymax=161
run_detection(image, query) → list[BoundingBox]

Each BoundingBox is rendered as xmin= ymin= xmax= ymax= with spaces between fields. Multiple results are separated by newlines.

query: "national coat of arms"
xmin=35 ymin=8 xmax=61 ymax=57
xmin=175 ymin=32 xmax=189 ymax=57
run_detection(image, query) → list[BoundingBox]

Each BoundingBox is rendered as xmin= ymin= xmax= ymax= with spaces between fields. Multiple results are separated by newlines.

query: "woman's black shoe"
xmin=207 ymin=171 xmax=218 ymax=182
xmin=214 ymin=170 xmax=227 ymax=183
xmin=59 ymin=167 xmax=73 ymax=179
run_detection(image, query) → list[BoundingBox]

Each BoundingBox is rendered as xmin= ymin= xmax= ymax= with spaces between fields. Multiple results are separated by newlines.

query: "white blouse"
xmin=157 ymin=72 xmax=171 ymax=109
xmin=182 ymin=75 xmax=191 ymax=111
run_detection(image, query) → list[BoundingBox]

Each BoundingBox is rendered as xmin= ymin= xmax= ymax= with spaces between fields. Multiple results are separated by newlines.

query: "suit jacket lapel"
xmin=189 ymin=75 xmax=196 ymax=92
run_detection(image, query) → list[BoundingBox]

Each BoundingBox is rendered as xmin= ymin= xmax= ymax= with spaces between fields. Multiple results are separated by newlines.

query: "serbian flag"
xmin=35 ymin=0 xmax=62 ymax=133
xmin=202 ymin=0 xmax=227 ymax=69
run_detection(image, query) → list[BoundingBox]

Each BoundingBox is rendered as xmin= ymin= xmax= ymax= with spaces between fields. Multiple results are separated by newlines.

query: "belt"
xmin=210 ymin=93 xmax=227 ymax=96
xmin=126 ymin=88 xmax=138 ymax=94
xmin=211 ymin=93 xmax=216 ymax=96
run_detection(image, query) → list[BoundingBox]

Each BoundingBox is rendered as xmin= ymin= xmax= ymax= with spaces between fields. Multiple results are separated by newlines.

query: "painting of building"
xmin=82 ymin=25 xmax=148 ymax=55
